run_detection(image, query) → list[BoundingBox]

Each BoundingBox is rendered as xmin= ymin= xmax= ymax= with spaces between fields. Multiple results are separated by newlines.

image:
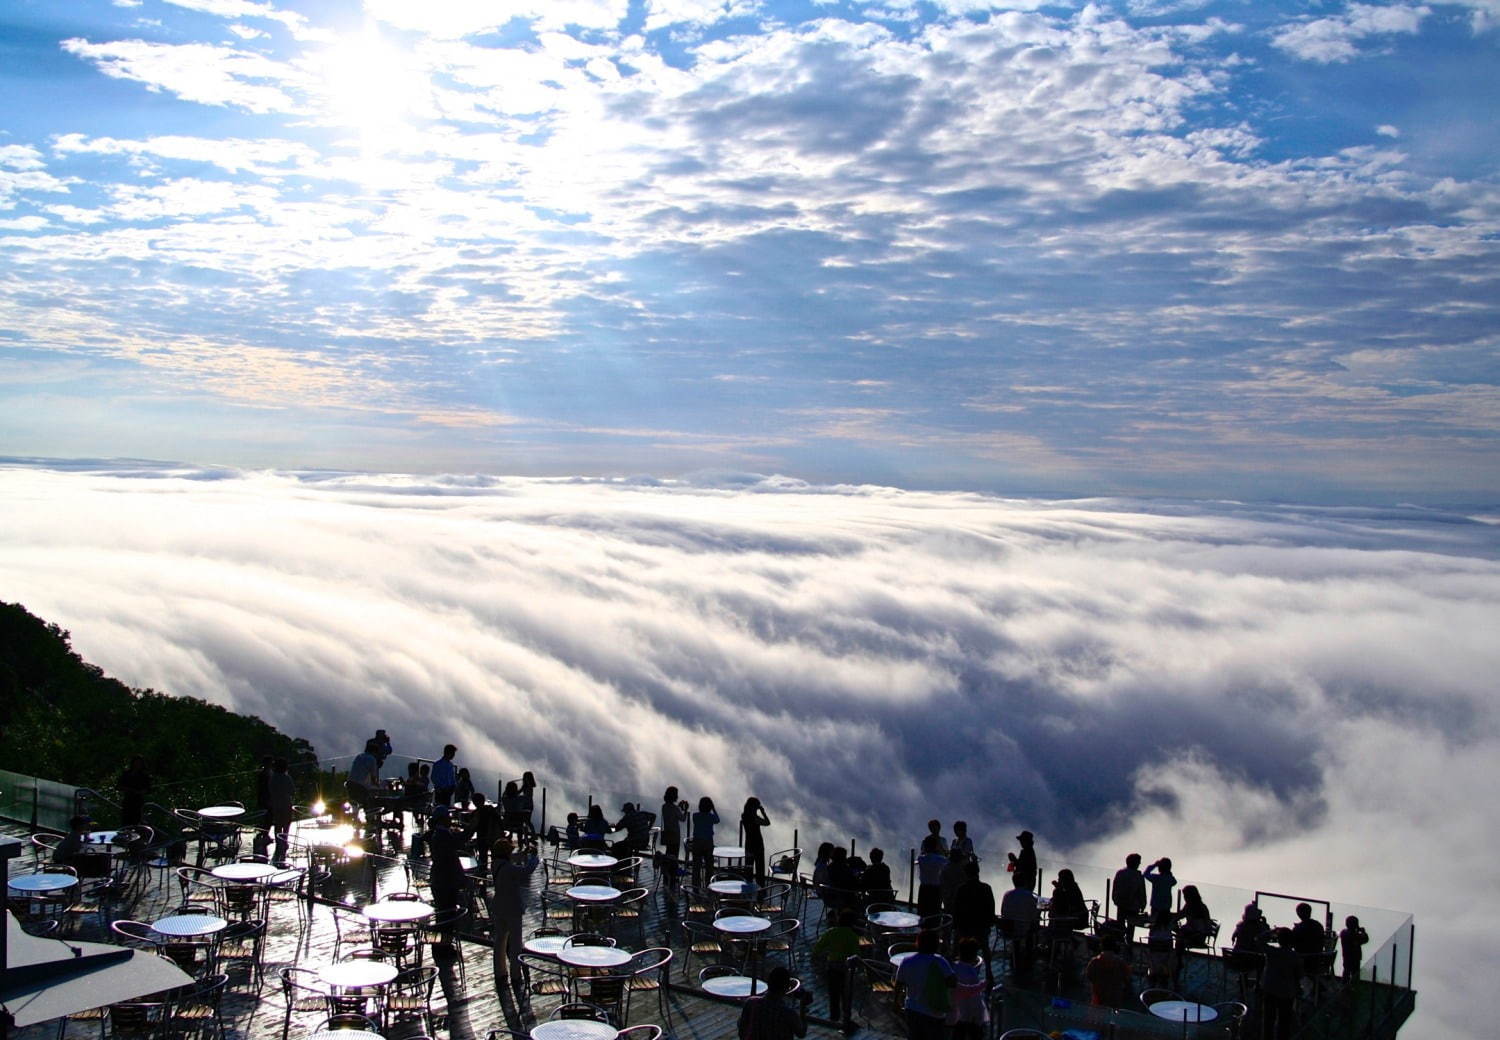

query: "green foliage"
xmin=0 ymin=600 xmax=318 ymax=816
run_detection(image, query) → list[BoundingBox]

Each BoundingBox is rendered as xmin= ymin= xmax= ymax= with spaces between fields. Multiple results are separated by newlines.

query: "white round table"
xmin=320 ymin=960 xmax=400 ymax=989
xmin=566 ymin=885 xmax=621 ymax=903
xmin=713 ymin=845 xmax=746 ymax=861
xmin=212 ymin=861 xmax=281 ymax=882
xmin=1150 ymin=1001 xmax=1219 ymax=1023
xmin=197 ymin=805 xmax=245 ymax=819
xmin=87 ymin=830 xmax=123 ymax=846
xmin=531 ymin=1021 xmax=618 ymax=1040
xmin=524 ymin=935 xmax=570 ymax=957
xmin=713 ymin=915 xmax=771 ymax=935
xmin=558 ymin=944 xmax=632 ymax=969
xmin=568 ymin=853 xmax=618 ymax=870
xmin=709 ymin=880 xmax=757 ymax=897
xmin=363 ymin=899 xmax=435 ymax=922
xmin=869 ymin=910 xmax=921 ymax=929
xmin=7 ymin=874 xmax=78 ymax=894
xmin=702 ymin=974 xmax=765 ymax=998
xmin=152 ymin=914 xmax=228 ymax=937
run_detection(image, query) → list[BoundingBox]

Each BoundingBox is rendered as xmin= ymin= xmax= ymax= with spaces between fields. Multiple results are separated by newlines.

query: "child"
xmin=564 ymin=812 xmax=581 ymax=849
xmin=811 ymin=909 xmax=862 ymax=1033
xmin=1339 ymin=915 xmax=1368 ymax=981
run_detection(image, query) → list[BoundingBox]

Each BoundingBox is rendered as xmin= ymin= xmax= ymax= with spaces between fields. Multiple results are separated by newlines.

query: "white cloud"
xmin=60 ymin=38 xmax=310 ymax=114
xmin=1271 ymin=3 xmax=1429 ymax=64
xmin=0 ymin=463 xmax=1494 ymax=1034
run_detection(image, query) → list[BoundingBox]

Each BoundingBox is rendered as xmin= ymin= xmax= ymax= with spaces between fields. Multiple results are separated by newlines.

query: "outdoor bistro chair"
xmin=626 ymin=947 xmax=675 ymax=1028
xmin=279 ymin=967 xmax=330 ymax=1040
xmin=385 ymin=965 xmax=439 ymax=1034
xmin=164 ymin=971 xmax=228 ymax=1040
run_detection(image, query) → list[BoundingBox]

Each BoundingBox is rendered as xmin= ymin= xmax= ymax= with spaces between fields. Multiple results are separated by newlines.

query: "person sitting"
xmin=1048 ymin=868 xmax=1089 ymax=932
xmin=51 ymin=815 xmax=92 ymax=867
xmin=826 ymin=846 xmax=858 ymax=912
xmin=562 ymin=812 xmax=582 ymax=849
xmin=737 ymin=965 xmax=809 ymax=1040
xmin=1175 ymin=885 xmax=1213 ymax=949
xmin=1231 ymin=902 xmax=1270 ymax=951
xmin=860 ymin=847 xmax=895 ymax=904
xmin=580 ymin=804 xmax=609 ymax=850
xmin=612 ymin=802 xmax=653 ymax=853
xmin=1290 ymin=902 xmax=1326 ymax=956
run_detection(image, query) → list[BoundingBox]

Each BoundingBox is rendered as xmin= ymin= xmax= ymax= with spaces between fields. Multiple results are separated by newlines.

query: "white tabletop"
xmin=212 ymin=861 xmax=281 ymax=882
xmin=197 ymin=805 xmax=245 ymax=819
xmin=702 ymin=974 xmax=766 ymax=998
xmin=568 ymin=853 xmax=618 ymax=869
xmin=713 ymin=915 xmax=771 ymax=935
xmin=869 ymin=910 xmax=921 ymax=929
xmin=320 ymin=960 xmax=400 ymax=988
xmin=524 ymin=935 xmax=570 ymax=957
xmin=152 ymin=914 xmax=228 ymax=937
xmin=531 ymin=1021 xmax=618 ymax=1040
xmin=557 ymin=945 xmax=632 ymax=969
xmin=890 ymin=951 xmax=917 ymax=968
xmin=1150 ymin=1001 xmax=1219 ymax=1023
xmin=566 ymin=885 xmax=621 ymax=903
xmin=86 ymin=831 xmax=123 ymax=846
xmin=363 ymin=899 xmax=435 ymax=922
xmin=709 ymin=880 xmax=758 ymax=897
xmin=7 ymin=873 xmax=78 ymax=893
xmin=713 ymin=846 xmax=746 ymax=860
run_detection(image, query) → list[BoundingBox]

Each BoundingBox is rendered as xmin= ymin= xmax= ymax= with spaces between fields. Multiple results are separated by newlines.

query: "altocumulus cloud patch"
xmin=1 ymin=461 xmax=1497 ymax=1036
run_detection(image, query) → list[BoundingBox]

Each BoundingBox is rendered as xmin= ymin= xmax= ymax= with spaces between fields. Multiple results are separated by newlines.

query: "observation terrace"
xmin=2 ymin=756 xmax=1415 ymax=1040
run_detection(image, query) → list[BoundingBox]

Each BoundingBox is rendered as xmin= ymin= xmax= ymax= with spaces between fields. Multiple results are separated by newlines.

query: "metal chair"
xmin=1214 ymin=1000 xmax=1249 ymax=1039
xmin=314 ymin=1014 xmax=381 ymax=1032
xmin=164 ymin=972 xmax=227 ymax=1040
xmin=577 ymin=970 xmax=631 ymax=1026
xmin=279 ymin=967 xmax=329 ymax=1040
xmin=617 ymin=1027 xmax=663 ymax=1040
xmin=1139 ymin=987 xmax=1182 ymax=1010
xmin=110 ymin=919 xmax=161 ymax=950
xmin=549 ymin=1002 xmax=612 ymax=1022
xmin=386 ymin=965 xmax=439 ymax=1034
xmin=681 ymin=919 xmax=725 ymax=980
xmin=216 ymin=919 xmax=267 ymax=991
xmin=626 ymin=947 xmax=675 ymax=1027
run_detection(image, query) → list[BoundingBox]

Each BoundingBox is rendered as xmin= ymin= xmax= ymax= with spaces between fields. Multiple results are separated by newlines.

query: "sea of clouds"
xmin=2 ymin=461 xmax=1496 ymax=1036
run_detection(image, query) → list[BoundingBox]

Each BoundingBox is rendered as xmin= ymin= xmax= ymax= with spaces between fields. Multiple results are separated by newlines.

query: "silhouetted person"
xmin=950 ymin=936 xmax=988 ymax=1040
xmin=1111 ymin=853 xmax=1146 ymax=931
xmin=811 ymin=908 xmax=861 ymax=1032
xmin=1007 ymin=830 xmax=1036 ymax=891
xmin=951 ymin=820 xmax=975 ymax=861
xmin=690 ymin=796 xmax=718 ymax=887
xmin=916 ymin=835 xmax=946 ymax=918
xmin=1086 ymin=937 xmax=1131 ymax=1008
xmin=895 ymin=928 xmax=955 ymax=1040
xmin=372 ymin=729 xmax=392 ymax=772
xmin=924 ymin=819 xmax=948 ymax=853
xmin=453 ymin=767 xmax=473 ymax=810
xmin=1049 ymin=868 xmax=1088 ymax=932
xmin=490 ymin=835 xmax=540 ymax=997
xmin=346 ymin=739 xmax=380 ymax=825
xmin=1173 ymin=884 xmax=1212 ymax=982
xmin=741 ymin=796 xmax=771 ymax=882
xmin=471 ymin=791 xmax=502 ymax=870
xmin=1339 ymin=915 xmax=1368 ymax=981
xmin=1290 ymin=902 xmax=1326 ymax=955
xmin=431 ymin=744 xmax=458 ymax=806
xmin=939 ymin=844 xmax=967 ymax=912
xmin=267 ymin=756 xmax=295 ymax=865
xmin=1144 ymin=856 xmax=1175 ymax=916
xmin=1232 ymin=902 xmax=1270 ymax=951
xmin=827 ymin=846 xmax=858 ymax=912
xmin=737 ymin=965 xmax=808 ymax=1040
xmin=951 ymin=860 xmax=996 ymax=954
xmin=1259 ymin=928 xmax=1301 ymax=1040
xmin=426 ymin=806 xmax=468 ymax=913
xmin=612 ymin=801 xmax=652 ymax=853
xmin=999 ymin=872 xmax=1039 ymax=972
xmin=861 ymin=847 xmax=895 ymax=904
xmin=118 ymin=755 xmax=151 ymax=826
xmin=660 ymin=786 xmax=687 ymax=892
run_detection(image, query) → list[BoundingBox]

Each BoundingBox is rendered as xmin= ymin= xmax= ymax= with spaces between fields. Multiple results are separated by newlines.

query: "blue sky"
xmin=1 ymin=0 xmax=1497 ymax=502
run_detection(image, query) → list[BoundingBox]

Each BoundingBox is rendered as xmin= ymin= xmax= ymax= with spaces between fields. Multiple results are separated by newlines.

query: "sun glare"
xmin=317 ymin=26 xmax=432 ymax=145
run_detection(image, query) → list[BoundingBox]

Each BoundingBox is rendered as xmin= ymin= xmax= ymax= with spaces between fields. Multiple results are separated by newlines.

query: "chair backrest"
xmin=618 ymin=1026 xmax=663 ymax=1040
xmin=317 ymin=1014 xmax=380 ymax=1031
xmin=110 ymin=920 xmax=159 ymax=947
xmin=770 ymin=848 xmax=801 ymax=876
xmin=282 ymin=966 xmax=328 ymax=998
xmin=699 ymin=965 xmax=737 ymax=983
xmin=564 ymin=933 xmax=616 ymax=948
xmin=387 ymin=890 xmax=423 ymax=901
xmin=1140 ymin=988 xmax=1183 ymax=1008
xmin=629 ymin=947 xmax=673 ymax=976
xmin=396 ymin=965 xmax=438 ymax=995
xmin=551 ymin=1002 xmax=611 ymax=1022
xmin=997 ymin=1031 xmax=1050 ymax=1039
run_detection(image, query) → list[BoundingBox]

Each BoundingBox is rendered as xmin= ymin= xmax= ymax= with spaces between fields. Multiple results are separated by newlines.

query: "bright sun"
xmin=317 ymin=27 xmax=432 ymax=143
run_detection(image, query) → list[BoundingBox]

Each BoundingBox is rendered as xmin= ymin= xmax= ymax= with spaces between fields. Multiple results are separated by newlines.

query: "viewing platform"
xmin=2 ymin=761 xmax=1415 ymax=1040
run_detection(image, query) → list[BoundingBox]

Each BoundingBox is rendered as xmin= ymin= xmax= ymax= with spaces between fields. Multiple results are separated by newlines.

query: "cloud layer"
xmin=1 ymin=460 xmax=1496 ymax=1034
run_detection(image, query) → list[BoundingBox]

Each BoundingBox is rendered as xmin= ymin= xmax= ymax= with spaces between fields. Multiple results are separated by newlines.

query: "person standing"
xmin=267 ymin=756 xmax=296 ymax=865
xmin=1006 ymin=831 xmax=1036 ymax=892
xmin=1144 ymin=857 xmax=1176 ymax=918
xmin=1112 ymin=853 xmax=1147 ymax=938
xmin=490 ymin=836 xmax=540 ymax=997
xmin=426 ymin=806 xmax=468 ymax=914
xmin=346 ymin=740 xmax=380 ymax=827
xmin=812 ymin=909 xmax=862 ymax=1033
xmin=895 ymin=929 xmax=956 ymax=1040
xmin=690 ymin=796 xmax=719 ymax=888
xmin=118 ymin=756 xmax=151 ymax=827
xmin=741 ymin=797 xmax=771 ymax=883
xmin=950 ymin=861 xmax=996 ymax=959
xmin=431 ymin=744 xmax=458 ymax=807
xmin=660 ymin=786 xmax=688 ymax=892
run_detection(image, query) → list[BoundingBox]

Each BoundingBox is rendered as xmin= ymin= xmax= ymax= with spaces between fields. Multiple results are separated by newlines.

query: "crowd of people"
xmin=326 ymin=734 xmax=1366 ymax=1040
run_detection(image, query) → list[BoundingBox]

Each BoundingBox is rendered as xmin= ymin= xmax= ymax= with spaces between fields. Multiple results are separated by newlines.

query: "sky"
xmin=1 ymin=0 xmax=1497 ymax=502
xmin=2 ymin=460 xmax=1498 ymax=1035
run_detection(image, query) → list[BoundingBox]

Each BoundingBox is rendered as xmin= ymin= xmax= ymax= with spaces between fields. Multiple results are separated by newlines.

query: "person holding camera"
xmin=737 ymin=966 xmax=809 ymax=1040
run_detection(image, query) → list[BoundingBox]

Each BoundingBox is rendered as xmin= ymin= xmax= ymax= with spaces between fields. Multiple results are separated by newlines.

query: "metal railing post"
xmin=541 ymin=787 xmax=547 ymax=838
xmin=907 ymin=848 xmax=916 ymax=906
